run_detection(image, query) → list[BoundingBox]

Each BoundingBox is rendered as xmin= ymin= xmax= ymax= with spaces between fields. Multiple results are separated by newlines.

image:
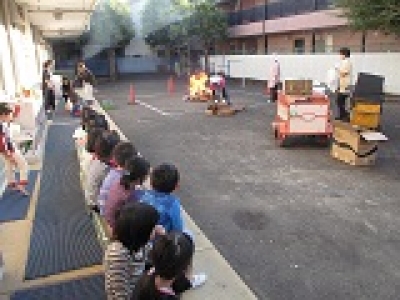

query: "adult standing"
xmin=75 ymin=61 xmax=95 ymax=87
xmin=336 ymin=47 xmax=352 ymax=121
xmin=268 ymin=55 xmax=281 ymax=103
xmin=42 ymin=60 xmax=56 ymax=113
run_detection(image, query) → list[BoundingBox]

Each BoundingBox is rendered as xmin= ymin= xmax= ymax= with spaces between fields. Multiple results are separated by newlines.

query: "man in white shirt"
xmin=336 ymin=47 xmax=352 ymax=121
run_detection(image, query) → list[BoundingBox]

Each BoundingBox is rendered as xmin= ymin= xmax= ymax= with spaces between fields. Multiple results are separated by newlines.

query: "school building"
xmin=0 ymin=0 xmax=95 ymax=96
xmin=216 ymin=0 xmax=400 ymax=55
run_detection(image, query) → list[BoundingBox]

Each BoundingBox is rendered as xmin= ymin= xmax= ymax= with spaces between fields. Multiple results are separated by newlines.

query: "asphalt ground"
xmin=95 ymin=75 xmax=400 ymax=300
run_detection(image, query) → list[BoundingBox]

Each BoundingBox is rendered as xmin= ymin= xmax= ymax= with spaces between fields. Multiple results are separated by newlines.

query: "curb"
xmin=75 ymin=89 xmax=259 ymax=300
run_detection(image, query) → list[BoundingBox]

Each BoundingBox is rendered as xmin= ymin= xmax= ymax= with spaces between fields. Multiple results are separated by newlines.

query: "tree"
xmin=335 ymin=0 xmax=400 ymax=35
xmin=84 ymin=0 xmax=135 ymax=79
xmin=188 ymin=1 xmax=228 ymax=72
xmin=142 ymin=0 xmax=228 ymax=73
xmin=141 ymin=0 xmax=182 ymax=38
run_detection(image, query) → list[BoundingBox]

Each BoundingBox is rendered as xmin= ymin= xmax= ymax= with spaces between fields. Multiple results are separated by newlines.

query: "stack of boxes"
xmin=331 ymin=73 xmax=388 ymax=166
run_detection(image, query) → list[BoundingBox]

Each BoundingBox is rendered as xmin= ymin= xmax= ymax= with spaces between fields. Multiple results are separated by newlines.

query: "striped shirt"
xmin=104 ymin=241 xmax=146 ymax=300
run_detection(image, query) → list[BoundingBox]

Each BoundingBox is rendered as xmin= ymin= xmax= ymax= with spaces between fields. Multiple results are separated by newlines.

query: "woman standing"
xmin=42 ymin=60 xmax=56 ymax=113
xmin=268 ymin=55 xmax=281 ymax=103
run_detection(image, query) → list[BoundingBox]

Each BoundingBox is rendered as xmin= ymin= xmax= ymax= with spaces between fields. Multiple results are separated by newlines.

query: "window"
xmin=294 ymin=38 xmax=305 ymax=54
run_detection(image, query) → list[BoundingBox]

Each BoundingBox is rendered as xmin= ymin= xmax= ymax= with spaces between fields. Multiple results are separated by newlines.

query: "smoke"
xmin=82 ymin=0 xmax=194 ymax=59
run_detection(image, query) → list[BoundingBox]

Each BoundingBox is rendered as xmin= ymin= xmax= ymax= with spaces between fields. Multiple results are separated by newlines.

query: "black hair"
xmin=94 ymin=130 xmax=120 ymax=163
xmin=86 ymin=127 xmax=104 ymax=153
xmin=113 ymin=202 xmax=159 ymax=253
xmin=112 ymin=142 xmax=137 ymax=168
xmin=339 ymin=47 xmax=351 ymax=58
xmin=134 ymin=232 xmax=194 ymax=300
xmin=0 ymin=103 xmax=13 ymax=115
xmin=150 ymin=164 xmax=179 ymax=194
xmin=120 ymin=156 xmax=150 ymax=190
xmin=43 ymin=59 xmax=53 ymax=69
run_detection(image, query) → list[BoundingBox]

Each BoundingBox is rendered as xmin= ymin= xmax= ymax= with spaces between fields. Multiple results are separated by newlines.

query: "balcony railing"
xmin=227 ymin=0 xmax=334 ymax=27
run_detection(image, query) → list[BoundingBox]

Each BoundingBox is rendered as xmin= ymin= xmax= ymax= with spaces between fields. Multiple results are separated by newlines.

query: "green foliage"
xmin=189 ymin=1 xmax=228 ymax=48
xmin=143 ymin=0 xmax=227 ymax=50
xmin=87 ymin=0 xmax=135 ymax=49
xmin=141 ymin=0 xmax=183 ymax=38
xmin=335 ymin=0 xmax=400 ymax=35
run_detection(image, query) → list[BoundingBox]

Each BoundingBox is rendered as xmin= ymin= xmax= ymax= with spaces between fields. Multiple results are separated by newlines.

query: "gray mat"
xmin=11 ymin=274 xmax=105 ymax=300
xmin=0 ymin=171 xmax=39 ymax=222
xmin=24 ymin=123 xmax=103 ymax=280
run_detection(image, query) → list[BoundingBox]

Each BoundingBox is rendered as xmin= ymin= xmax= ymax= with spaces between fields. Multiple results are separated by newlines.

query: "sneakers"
xmin=191 ymin=273 xmax=207 ymax=289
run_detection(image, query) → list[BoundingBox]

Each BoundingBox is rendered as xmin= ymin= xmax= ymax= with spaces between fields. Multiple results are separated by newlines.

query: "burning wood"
xmin=189 ymin=71 xmax=211 ymax=100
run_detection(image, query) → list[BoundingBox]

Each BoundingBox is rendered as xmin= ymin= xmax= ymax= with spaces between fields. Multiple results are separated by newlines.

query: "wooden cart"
xmin=272 ymin=92 xmax=332 ymax=146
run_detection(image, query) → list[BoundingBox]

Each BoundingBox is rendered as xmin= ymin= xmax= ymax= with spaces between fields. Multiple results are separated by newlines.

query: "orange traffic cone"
xmin=167 ymin=76 xmax=175 ymax=94
xmin=128 ymin=84 xmax=136 ymax=105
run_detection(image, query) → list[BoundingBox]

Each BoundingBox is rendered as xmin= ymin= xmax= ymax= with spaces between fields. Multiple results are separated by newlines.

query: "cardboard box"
xmin=331 ymin=120 xmax=388 ymax=166
xmin=283 ymin=79 xmax=313 ymax=96
xmin=351 ymin=102 xmax=381 ymax=129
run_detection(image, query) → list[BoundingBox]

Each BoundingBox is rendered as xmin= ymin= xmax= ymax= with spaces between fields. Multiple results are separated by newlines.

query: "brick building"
xmin=216 ymin=0 xmax=400 ymax=54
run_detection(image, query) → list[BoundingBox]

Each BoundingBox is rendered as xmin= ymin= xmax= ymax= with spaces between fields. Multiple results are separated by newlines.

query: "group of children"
xmin=79 ymin=108 xmax=206 ymax=300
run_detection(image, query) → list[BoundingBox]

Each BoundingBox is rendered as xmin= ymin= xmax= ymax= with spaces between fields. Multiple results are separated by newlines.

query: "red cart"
xmin=272 ymin=92 xmax=332 ymax=146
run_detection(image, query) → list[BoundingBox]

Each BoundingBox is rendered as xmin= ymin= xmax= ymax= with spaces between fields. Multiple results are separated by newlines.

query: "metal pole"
xmin=263 ymin=0 xmax=266 ymax=54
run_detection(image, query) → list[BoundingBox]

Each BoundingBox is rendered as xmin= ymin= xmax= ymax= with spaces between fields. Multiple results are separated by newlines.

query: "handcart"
xmin=272 ymin=92 xmax=332 ymax=147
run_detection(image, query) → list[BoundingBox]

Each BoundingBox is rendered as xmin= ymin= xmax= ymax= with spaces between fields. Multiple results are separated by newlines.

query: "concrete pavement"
xmin=97 ymin=75 xmax=400 ymax=300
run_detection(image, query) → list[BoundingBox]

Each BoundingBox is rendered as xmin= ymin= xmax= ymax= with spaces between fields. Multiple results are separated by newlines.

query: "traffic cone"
xmin=167 ymin=76 xmax=175 ymax=94
xmin=128 ymin=84 xmax=136 ymax=105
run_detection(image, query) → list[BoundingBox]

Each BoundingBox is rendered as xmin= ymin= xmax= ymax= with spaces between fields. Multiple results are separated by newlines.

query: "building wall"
xmin=0 ymin=0 xmax=50 ymax=96
xmin=207 ymin=53 xmax=400 ymax=94
xmin=240 ymin=0 xmax=257 ymax=9
xmin=365 ymin=31 xmax=400 ymax=52
xmin=222 ymin=27 xmax=400 ymax=55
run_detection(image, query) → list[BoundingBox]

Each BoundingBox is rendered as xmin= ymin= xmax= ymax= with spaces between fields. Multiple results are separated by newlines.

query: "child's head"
xmin=113 ymin=202 xmax=159 ymax=253
xmin=0 ymin=104 xmax=13 ymax=122
xmin=120 ymin=156 xmax=150 ymax=190
xmin=150 ymin=163 xmax=179 ymax=194
xmin=112 ymin=141 xmax=137 ymax=168
xmin=151 ymin=232 xmax=194 ymax=280
xmin=339 ymin=47 xmax=350 ymax=59
xmin=134 ymin=232 xmax=195 ymax=300
xmin=86 ymin=127 xmax=104 ymax=153
xmin=94 ymin=130 xmax=120 ymax=163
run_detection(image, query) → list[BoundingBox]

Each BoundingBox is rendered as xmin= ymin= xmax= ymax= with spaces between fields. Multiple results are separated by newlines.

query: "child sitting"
xmin=140 ymin=163 xmax=183 ymax=232
xmin=104 ymin=202 xmax=164 ymax=300
xmin=97 ymin=141 xmax=137 ymax=215
xmin=0 ymin=104 xmax=29 ymax=195
xmin=81 ymin=127 xmax=105 ymax=179
xmin=105 ymin=155 xmax=150 ymax=231
xmin=133 ymin=232 xmax=205 ymax=300
xmin=85 ymin=130 xmax=120 ymax=211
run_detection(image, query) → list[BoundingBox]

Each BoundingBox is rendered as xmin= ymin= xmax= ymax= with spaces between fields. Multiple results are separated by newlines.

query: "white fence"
xmin=206 ymin=54 xmax=400 ymax=94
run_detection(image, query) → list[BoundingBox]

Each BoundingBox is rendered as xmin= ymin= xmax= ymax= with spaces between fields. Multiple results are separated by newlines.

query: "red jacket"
xmin=0 ymin=122 xmax=14 ymax=155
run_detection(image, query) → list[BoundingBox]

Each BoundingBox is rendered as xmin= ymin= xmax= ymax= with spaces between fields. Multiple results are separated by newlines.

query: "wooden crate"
xmin=283 ymin=79 xmax=313 ymax=96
